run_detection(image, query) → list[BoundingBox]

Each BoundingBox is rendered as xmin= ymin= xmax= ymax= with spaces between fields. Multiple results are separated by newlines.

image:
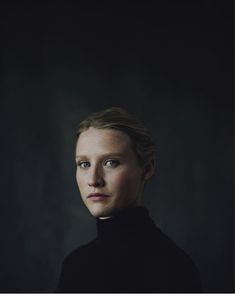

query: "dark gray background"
xmin=0 ymin=1 xmax=233 ymax=292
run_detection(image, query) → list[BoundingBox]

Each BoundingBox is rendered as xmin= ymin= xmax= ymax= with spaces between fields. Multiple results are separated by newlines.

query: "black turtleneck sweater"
xmin=56 ymin=207 xmax=202 ymax=293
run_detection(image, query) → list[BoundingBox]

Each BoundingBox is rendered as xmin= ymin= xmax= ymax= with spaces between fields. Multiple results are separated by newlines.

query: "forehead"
xmin=76 ymin=127 xmax=133 ymax=156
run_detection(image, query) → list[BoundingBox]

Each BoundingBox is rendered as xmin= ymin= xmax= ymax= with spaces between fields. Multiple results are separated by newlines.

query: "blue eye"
xmin=77 ymin=161 xmax=90 ymax=169
xmin=105 ymin=159 xmax=120 ymax=167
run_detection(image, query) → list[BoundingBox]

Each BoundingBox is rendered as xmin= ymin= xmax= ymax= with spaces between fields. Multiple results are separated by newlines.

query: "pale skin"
xmin=75 ymin=127 xmax=155 ymax=219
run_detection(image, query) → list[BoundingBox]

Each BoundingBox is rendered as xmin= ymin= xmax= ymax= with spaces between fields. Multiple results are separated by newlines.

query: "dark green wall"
xmin=0 ymin=1 xmax=233 ymax=292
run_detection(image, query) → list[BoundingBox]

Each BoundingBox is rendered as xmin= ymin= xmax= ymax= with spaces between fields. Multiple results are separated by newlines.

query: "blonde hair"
xmin=76 ymin=107 xmax=156 ymax=167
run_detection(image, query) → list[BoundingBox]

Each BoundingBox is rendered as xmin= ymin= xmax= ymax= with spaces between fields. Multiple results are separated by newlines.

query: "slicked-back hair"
xmin=76 ymin=107 xmax=156 ymax=167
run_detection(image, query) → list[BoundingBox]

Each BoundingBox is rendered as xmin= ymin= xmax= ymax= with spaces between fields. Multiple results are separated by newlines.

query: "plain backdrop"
xmin=0 ymin=1 xmax=233 ymax=292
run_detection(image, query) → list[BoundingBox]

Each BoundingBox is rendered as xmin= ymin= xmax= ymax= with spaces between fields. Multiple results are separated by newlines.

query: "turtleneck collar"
xmin=96 ymin=206 xmax=156 ymax=238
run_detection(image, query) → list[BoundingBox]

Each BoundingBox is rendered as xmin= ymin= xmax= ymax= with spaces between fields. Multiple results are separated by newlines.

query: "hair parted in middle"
xmin=76 ymin=107 xmax=156 ymax=168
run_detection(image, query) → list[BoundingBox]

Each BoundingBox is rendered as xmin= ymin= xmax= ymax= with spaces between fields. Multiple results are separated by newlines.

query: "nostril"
xmin=88 ymin=177 xmax=105 ymax=187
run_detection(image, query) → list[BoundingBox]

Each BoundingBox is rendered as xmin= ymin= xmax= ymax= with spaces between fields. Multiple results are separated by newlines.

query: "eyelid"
xmin=75 ymin=158 xmax=121 ymax=167
xmin=104 ymin=159 xmax=120 ymax=166
xmin=76 ymin=160 xmax=90 ymax=168
xmin=76 ymin=159 xmax=88 ymax=163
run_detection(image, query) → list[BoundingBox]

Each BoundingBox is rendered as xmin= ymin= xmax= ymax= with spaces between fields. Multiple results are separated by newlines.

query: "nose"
xmin=88 ymin=165 xmax=105 ymax=188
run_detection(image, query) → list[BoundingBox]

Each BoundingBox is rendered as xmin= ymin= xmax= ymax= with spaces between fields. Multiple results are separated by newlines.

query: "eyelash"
xmin=77 ymin=161 xmax=90 ymax=169
xmin=77 ymin=159 xmax=120 ymax=169
xmin=105 ymin=159 xmax=120 ymax=167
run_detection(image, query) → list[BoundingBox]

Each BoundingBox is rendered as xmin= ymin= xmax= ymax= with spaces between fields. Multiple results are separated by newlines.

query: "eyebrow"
xmin=75 ymin=153 xmax=125 ymax=160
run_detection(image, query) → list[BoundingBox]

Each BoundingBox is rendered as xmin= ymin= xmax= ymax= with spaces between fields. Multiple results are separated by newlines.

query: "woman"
xmin=56 ymin=107 xmax=201 ymax=292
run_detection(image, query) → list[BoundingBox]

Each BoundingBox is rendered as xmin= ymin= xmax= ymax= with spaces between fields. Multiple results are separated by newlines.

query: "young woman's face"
xmin=75 ymin=127 xmax=149 ymax=218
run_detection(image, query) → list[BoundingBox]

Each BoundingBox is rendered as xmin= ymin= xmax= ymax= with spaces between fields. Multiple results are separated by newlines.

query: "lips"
xmin=87 ymin=193 xmax=110 ymax=201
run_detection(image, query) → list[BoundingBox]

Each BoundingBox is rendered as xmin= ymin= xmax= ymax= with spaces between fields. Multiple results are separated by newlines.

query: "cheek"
xmin=76 ymin=172 xmax=86 ymax=193
xmin=109 ymin=170 xmax=141 ymax=193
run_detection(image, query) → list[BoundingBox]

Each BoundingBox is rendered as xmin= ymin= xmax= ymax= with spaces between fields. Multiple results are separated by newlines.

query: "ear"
xmin=143 ymin=159 xmax=155 ymax=181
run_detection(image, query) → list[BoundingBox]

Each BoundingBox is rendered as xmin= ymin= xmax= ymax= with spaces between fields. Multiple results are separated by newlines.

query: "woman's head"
xmin=75 ymin=107 xmax=156 ymax=218
xmin=77 ymin=107 xmax=156 ymax=167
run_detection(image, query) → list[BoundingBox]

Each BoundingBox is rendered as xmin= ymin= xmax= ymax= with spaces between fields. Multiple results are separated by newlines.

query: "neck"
xmin=98 ymin=216 xmax=112 ymax=220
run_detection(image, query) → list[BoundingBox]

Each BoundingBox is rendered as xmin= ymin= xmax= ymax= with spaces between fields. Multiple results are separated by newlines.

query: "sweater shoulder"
xmin=151 ymin=226 xmax=195 ymax=263
xmin=136 ymin=225 xmax=197 ymax=278
xmin=143 ymin=226 xmax=201 ymax=291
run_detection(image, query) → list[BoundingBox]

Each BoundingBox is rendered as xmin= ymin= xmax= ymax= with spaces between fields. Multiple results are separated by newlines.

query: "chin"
xmin=87 ymin=203 xmax=134 ymax=219
xmin=88 ymin=206 xmax=115 ymax=219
